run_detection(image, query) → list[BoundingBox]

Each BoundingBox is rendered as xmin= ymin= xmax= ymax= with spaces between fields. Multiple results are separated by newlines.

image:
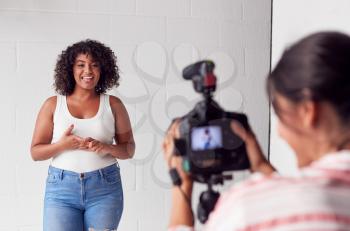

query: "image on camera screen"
xmin=191 ymin=126 xmax=223 ymax=151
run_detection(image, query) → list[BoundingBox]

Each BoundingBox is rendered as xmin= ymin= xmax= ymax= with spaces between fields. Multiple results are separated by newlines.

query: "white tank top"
xmin=51 ymin=94 xmax=117 ymax=173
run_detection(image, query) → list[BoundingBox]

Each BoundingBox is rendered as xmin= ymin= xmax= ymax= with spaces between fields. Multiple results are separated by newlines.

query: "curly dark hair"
xmin=54 ymin=39 xmax=120 ymax=95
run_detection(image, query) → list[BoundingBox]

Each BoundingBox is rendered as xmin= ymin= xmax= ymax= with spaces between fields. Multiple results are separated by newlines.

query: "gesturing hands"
xmin=58 ymin=124 xmax=110 ymax=156
xmin=59 ymin=124 xmax=86 ymax=150
xmin=83 ymin=137 xmax=111 ymax=156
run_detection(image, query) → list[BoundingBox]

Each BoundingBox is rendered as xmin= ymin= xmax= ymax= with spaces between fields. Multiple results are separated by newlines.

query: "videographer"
xmin=163 ymin=31 xmax=350 ymax=230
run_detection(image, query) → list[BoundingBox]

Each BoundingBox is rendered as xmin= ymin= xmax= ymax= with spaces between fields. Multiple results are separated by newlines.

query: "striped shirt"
xmin=171 ymin=150 xmax=350 ymax=231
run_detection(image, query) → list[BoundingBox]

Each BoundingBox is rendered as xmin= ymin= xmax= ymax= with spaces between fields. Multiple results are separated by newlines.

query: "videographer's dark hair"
xmin=54 ymin=39 xmax=120 ymax=95
xmin=268 ymin=31 xmax=350 ymax=124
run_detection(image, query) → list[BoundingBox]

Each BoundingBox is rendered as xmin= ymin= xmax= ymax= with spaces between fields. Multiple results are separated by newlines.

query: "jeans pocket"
xmin=46 ymin=173 xmax=59 ymax=184
xmin=104 ymin=171 xmax=121 ymax=185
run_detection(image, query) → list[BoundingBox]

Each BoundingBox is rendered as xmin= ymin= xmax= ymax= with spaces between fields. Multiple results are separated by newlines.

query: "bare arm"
xmin=30 ymin=96 xmax=84 ymax=161
xmin=86 ymin=96 xmax=135 ymax=159
xmin=169 ymin=183 xmax=194 ymax=227
xmin=163 ymin=120 xmax=194 ymax=228
xmin=109 ymin=96 xmax=135 ymax=159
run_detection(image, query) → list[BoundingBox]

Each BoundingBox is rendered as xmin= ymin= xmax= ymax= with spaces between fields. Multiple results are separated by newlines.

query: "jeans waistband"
xmin=48 ymin=163 xmax=119 ymax=179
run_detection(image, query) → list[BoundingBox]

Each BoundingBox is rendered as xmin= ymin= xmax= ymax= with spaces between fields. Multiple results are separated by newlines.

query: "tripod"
xmin=197 ymin=174 xmax=233 ymax=223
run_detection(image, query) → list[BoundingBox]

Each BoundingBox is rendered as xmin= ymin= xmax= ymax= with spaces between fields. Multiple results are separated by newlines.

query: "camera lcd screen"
xmin=191 ymin=126 xmax=223 ymax=151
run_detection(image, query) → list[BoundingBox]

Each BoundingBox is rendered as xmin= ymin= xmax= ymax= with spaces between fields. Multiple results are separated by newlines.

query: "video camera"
xmin=171 ymin=60 xmax=251 ymax=223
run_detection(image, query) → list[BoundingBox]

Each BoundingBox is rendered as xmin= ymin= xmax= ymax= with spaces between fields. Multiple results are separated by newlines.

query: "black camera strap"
xmin=169 ymin=168 xmax=182 ymax=186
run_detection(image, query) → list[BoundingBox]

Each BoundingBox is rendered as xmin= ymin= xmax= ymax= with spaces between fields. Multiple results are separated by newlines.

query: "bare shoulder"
xmin=109 ymin=95 xmax=123 ymax=107
xmin=41 ymin=96 xmax=57 ymax=114
xmin=109 ymin=95 xmax=127 ymax=112
xmin=108 ymin=95 xmax=129 ymax=117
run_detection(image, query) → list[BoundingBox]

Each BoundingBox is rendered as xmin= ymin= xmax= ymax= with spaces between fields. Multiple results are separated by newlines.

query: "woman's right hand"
xmin=58 ymin=124 xmax=86 ymax=151
xmin=162 ymin=119 xmax=193 ymax=188
xmin=231 ymin=121 xmax=275 ymax=175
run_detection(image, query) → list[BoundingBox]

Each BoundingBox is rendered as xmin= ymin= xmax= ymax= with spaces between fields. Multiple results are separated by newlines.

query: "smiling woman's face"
xmin=73 ymin=53 xmax=101 ymax=91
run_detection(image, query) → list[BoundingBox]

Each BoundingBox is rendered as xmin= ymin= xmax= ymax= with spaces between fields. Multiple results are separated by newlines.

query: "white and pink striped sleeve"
xmin=168 ymin=225 xmax=194 ymax=231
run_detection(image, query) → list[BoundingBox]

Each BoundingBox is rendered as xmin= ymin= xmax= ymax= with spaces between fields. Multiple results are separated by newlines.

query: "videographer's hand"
xmin=163 ymin=119 xmax=195 ymax=228
xmin=231 ymin=121 xmax=275 ymax=175
xmin=162 ymin=119 xmax=192 ymax=187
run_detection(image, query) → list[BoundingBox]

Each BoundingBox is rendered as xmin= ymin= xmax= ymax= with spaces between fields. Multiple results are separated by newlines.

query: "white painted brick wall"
xmin=0 ymin=0 xmax=271 ymax=230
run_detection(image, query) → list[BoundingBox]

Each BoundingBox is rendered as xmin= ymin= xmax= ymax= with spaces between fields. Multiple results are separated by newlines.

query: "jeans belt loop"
xmin=98 ymin=169 xmax=104 ymax=179
xmin=60 ymin=169 xmax=64 ymax=180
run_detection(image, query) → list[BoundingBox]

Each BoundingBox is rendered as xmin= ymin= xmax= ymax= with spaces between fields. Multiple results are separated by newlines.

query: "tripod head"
xmin=197 ymin=174 xmax=233 ymax=223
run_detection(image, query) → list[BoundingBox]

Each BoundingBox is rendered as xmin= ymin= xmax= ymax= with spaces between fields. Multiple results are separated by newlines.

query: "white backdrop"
xmin=270 ymin=0 xmax=350 ymax=175
xmin=0 ymin=1 xmax=271 ymax=230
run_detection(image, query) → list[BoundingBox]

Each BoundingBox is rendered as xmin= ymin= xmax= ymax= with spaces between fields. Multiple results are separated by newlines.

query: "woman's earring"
xmin=95 ymin=85 xmax=102 ymax=93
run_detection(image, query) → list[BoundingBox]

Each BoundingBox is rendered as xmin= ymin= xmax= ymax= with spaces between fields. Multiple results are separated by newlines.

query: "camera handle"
xmin=197 ymin=174 xmax=233 ymax=223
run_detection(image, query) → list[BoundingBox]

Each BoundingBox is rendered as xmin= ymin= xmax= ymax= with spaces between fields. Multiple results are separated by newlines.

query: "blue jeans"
xmin=43 ymin=164 xmax=123 ymax=231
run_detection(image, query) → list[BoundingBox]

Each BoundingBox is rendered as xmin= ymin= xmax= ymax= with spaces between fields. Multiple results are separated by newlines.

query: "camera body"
xmin=174 ymin=60 xmax=250 ymax=183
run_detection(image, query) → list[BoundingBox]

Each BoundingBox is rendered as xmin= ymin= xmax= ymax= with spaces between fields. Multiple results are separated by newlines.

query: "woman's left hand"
xmin=84 ymin=137 xmax=111 ymax=156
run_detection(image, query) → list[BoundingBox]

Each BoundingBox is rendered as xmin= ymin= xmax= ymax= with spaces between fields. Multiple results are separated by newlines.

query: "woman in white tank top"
xmin=30 ymin=40 xmax=135 ymax=231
